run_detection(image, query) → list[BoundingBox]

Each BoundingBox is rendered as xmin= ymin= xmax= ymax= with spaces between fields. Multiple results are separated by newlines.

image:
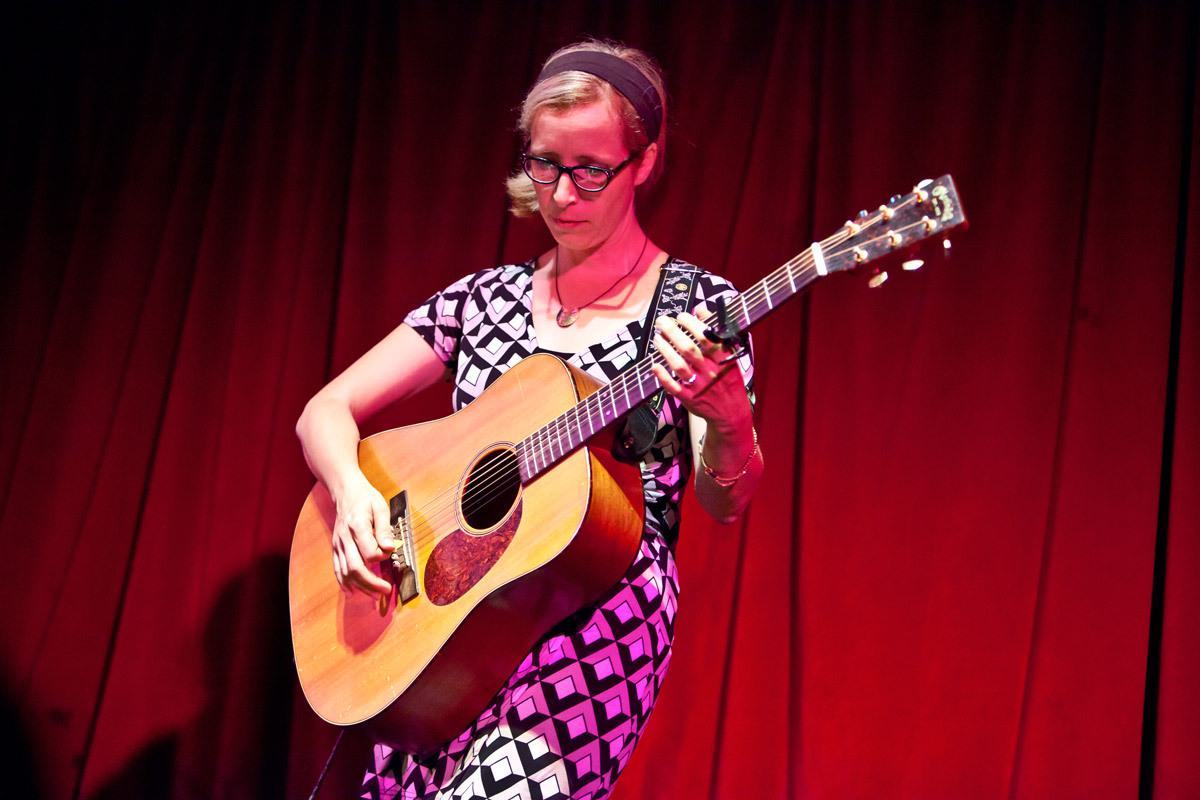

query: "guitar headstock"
xmin=816 ymin=175 xmax=967 ymax=286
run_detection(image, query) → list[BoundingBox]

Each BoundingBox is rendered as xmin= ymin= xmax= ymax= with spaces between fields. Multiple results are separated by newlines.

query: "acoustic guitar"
xmin=289 ymin=176 xmax=967 ymax=756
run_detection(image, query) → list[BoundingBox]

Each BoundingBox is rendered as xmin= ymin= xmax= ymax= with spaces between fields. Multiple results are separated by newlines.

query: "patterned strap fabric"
xmin=614 ymin=263 xmax=700 ymax=460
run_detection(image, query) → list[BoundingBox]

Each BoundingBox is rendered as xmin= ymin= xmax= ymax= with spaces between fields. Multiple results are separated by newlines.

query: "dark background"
xmin=2 ymin=1 xmax=1197 ymax=797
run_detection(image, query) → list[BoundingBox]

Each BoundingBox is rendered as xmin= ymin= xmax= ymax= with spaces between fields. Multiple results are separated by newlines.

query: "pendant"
xmin=556 ymin=307 xmax=579 ymax=327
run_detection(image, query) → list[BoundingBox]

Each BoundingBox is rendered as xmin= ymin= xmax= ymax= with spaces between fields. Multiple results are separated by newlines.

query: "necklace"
xmin=554 ymin=236 xmax=650 ymax=327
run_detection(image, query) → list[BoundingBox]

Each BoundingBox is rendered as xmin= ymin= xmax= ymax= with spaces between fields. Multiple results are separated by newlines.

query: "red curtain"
xmin=2 ymin=1 xmax=1196 ymax=797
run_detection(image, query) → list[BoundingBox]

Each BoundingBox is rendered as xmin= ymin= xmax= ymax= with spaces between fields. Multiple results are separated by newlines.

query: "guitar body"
xmin=289 ymin=354 xmax=645 ymax=756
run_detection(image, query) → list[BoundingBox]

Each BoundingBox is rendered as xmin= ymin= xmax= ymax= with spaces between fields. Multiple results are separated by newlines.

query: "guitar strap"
xmin=613 ymin=259 xmax=700 ymax=461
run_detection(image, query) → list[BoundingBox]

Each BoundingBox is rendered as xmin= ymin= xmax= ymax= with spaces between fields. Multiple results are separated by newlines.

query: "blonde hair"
xmin=506 ymin=40 xmax=668 ymax=217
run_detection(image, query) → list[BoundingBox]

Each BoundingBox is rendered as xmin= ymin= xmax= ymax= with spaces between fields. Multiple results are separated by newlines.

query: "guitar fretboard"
xmin=514 ymin=250 xmax=823 ymax=482
xmin=512 ymin=173 xmax=965 ymax=482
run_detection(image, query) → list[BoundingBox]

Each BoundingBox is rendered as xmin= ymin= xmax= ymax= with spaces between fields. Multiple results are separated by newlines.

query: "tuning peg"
xmin=868 ymin=268 xmax=888 ymax=288
xmin=901 ymin=259 xmax=924 ymax=271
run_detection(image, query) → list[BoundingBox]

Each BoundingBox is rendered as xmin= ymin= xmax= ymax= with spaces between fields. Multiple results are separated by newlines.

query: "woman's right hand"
xmin=331 ymin=474 xmax=396 ymax=597
xmin=295 ymin=323 xmax=445 ymax=597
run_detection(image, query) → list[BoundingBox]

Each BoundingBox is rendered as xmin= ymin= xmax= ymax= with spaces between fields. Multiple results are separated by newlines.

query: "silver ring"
xmin=683 ymin=373 xmax=698 ymax=386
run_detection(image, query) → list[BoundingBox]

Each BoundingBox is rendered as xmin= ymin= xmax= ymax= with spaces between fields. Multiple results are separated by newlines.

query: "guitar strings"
xmin=400 ymin=206 xmax=922 ymax=548
xmin=399 ymin=258 xmax=815 ymax=545
xmin=398 ymin=256 xmax=797 ymax=546
xmin=430 ymin=223 xmax=846 ymax=521
xmin=418 ymin=209 xmax=911 ymax=528
xmin=402 ymin=207 xmax=932 ymax=546
xmin=396 ymin=199 xmax=933 ymax=550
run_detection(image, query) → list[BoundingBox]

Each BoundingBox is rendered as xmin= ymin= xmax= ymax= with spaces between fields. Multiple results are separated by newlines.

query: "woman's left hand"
xmin=650 ymin=312 xmax=752 ymax=426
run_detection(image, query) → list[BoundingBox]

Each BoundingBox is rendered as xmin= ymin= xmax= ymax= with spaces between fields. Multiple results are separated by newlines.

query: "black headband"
xmin=537 ymin=51 xmax=663 ymax=144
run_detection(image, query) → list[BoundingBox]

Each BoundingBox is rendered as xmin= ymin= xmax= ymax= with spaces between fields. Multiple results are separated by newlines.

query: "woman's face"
xmin=527 ymin=99 xmax=652 ymax=254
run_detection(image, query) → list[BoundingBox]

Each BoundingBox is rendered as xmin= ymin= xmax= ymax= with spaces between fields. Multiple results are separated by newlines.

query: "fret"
xmin=639 ymin=367 xmax=654 ymax=397
xmin=584 ymin=398 xmax=595 ymax=433
xmin=562 ymin=411 xmax=575 ymax=454
xmin=575 ymin=406 xmax=587 ymax=444
xmin=579 ymin=398 xmax=593 ymax=441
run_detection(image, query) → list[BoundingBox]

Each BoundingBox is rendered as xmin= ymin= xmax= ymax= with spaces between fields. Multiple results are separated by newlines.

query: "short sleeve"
xmin=402 ymin=272 xmax=476 ymax=369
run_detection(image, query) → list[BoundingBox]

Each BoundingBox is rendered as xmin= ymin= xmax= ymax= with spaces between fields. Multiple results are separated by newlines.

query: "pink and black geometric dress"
xmin=360 ymin=258 xmax=753 ymax=800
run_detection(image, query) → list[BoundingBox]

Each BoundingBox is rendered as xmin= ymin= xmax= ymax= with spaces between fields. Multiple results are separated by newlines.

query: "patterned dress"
xmin=361 ymin=258 xmax=752 ymax=800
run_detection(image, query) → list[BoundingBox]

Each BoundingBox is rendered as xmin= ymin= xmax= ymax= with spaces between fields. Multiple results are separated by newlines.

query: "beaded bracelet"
xmin=700 ymin=425 xmax=759 ymax=487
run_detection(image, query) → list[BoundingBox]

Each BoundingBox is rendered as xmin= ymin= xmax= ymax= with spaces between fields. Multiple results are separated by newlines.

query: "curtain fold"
xmin=1 ymin=2 xmax=1195 ymax=797
xmin=1154 ymin=14 xmax=1200 ymax=796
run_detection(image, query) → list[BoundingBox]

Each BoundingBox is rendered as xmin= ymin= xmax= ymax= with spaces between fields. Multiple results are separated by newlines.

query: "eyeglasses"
xmin=521 ymin=152 xmax=639 ymax=192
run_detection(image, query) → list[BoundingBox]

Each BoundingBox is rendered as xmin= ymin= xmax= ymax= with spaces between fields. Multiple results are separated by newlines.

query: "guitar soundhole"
xmin=461 ymin=446 xmax=521 ymax=531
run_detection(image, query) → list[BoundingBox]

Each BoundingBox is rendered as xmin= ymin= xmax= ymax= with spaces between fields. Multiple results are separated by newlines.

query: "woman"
xmin=296 ymin=40 xmax=763 ymax=800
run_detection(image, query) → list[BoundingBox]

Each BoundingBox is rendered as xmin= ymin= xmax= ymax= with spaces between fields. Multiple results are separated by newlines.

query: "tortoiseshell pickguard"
xmin=424 ymin=503 xmax=522 ymax=605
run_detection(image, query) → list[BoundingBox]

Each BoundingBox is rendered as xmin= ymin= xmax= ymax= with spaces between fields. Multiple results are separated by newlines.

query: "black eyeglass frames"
xmin=521 ymin=151 xmax=640 ymax=192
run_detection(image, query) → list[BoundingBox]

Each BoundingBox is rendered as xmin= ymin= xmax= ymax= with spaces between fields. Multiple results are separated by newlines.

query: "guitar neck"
xmin=515 ymin=251 xmax=824 ymax=482
xmin=516 ymin=173 xmax=967 ymax=482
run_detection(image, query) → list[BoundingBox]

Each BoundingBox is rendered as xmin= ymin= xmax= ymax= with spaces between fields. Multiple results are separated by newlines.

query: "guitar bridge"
xmin=388 ymin=491 xmax=420 ymax=605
